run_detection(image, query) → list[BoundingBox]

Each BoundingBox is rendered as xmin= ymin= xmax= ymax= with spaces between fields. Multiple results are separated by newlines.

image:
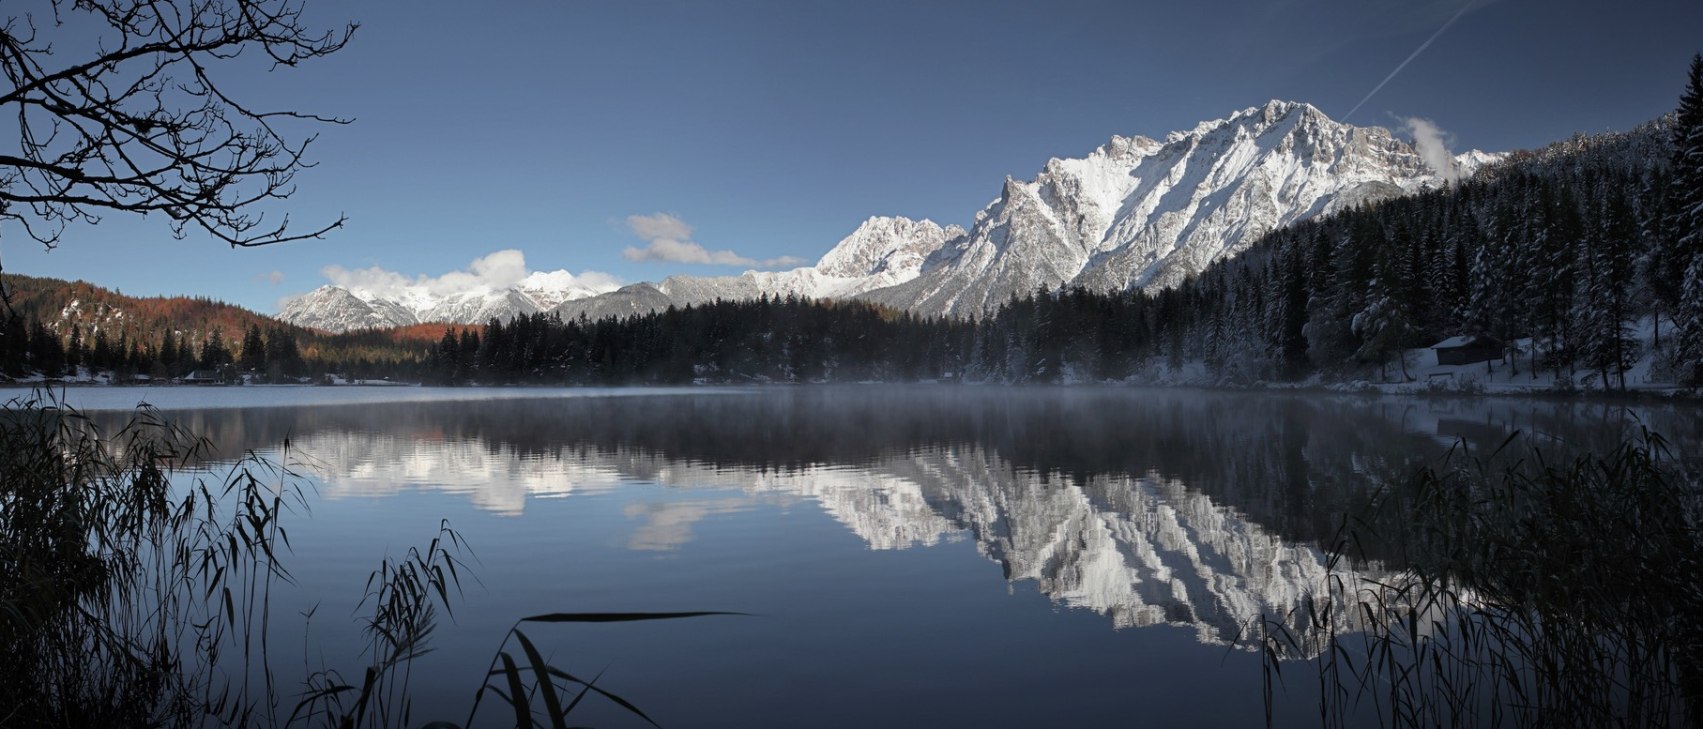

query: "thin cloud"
xmin=1227 ymin=0 xmax=1504 ymax=87
xmin=257 ymin=270 xmax=286 ymax=285
xmin=626 ymin=212 xmax=694 ymax=244
xmin=1343 ymin=0 xmax=1477 ymax=121
xmin=621 ymin=212 xmax=805 ymax=269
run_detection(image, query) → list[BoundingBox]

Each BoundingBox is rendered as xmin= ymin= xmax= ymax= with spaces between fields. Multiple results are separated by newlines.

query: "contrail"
xmin=1343 ymin=0 xmax=1476 ymax=121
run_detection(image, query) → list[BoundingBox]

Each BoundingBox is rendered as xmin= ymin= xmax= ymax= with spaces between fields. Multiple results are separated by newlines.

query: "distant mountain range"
xmin=282 ymin=100 xmax=1497 ymax=332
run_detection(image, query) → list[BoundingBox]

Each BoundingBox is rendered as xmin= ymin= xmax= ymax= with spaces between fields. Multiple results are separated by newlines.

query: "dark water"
xmin=15 ymin=385 xmax=1700 ymax=727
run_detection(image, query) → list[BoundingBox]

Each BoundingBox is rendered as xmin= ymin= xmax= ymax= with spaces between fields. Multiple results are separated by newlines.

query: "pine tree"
xmin=1354 ymin=249 xmax=1416 ymax=382
xmin=1532 ymin=185 xmax=1581 ymax=379
xmin=65 ymin=324 xmax=84 ymax=373
xmin=90 ymin=329 xmax=113 ymax=373
xmin=1583 ymin=194 xmax=1639 ymax=389
xmin=27 ymin=319 xmax=65 ymax=378
xmin=0 ymin=315 xmax=21 ymax=376
xmin=159 ymin=329 xmax=179 ymax=373
xmin=435 ymin=328 xmax=460 ymax=384
xmin=200 ymin=329 xmax=233 ymax=369
xmin=240 ymin=324 xmax=267 ymax=374
xmin=1681 ymin=256 xmax=1703 ymax=383
xmin=1672 ymin=54 xmax=1703 ymax=381
xmin=456 ymin=329 xmax=479 ymax=383
xmin=1278 ymin=245 xmax=1311 ymax=379
xmin=1638 ymin=169 xmax=1678 ymax=346
xmin=264 ymin=326 xmax=301 ymax=381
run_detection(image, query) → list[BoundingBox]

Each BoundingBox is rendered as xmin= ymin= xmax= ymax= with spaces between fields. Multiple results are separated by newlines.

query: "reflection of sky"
xmin=623 ymin=499 xmax=762 ymax=551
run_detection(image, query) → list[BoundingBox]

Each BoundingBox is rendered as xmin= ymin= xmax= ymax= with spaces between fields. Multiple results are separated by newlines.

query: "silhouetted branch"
xmin=0 ymin=0 xmax=355 ymax=252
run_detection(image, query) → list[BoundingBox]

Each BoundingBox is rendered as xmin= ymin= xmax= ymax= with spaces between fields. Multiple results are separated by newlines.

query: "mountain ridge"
xmin=280 ymin=100 xmax=1495 ymax=331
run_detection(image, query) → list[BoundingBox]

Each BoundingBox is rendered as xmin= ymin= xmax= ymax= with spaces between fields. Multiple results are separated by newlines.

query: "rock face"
xmin=284 ymin=100 xmax=1498 ymax=329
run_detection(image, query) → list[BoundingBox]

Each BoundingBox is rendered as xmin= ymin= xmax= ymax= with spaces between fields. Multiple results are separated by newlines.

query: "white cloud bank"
xmin=1402 ymin=116 xmax=1460 ymax=185
xmin=621 ymin=213 xmax=805 ymax=268
xmin=321 ymin=250 xmax=622 ymax=301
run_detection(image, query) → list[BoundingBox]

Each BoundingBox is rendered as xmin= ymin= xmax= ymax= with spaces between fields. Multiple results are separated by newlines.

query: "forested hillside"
xmin=0 ymin=274 xmax=443 ymax=381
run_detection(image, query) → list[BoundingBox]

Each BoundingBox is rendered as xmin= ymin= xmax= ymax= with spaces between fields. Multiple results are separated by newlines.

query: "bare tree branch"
xmin=0 ymin=0 xmax=354 ymax=258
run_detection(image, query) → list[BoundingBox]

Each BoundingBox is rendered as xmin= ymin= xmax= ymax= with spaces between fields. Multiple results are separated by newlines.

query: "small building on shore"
xmin=1431 ymin=335 xmax=1503 ymax=366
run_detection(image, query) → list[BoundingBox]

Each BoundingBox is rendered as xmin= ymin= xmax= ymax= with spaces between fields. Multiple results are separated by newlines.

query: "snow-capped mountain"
xmin=865 ymin=101 xmax=1489 ymax=316
xmin=285 ymin=101 xmax=1497 ymax=328
xmin=279 ymin=286 xmax=417 ymax=332
xmin=558 ymin=100 xmax=1494 ymax=320
xmin=280 ymin=270 xmax=618 ymax=333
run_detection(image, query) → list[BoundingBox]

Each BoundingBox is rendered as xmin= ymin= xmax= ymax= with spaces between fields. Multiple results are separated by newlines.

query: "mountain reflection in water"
xmin=91 ymin=387 xmax=1699 ymax=654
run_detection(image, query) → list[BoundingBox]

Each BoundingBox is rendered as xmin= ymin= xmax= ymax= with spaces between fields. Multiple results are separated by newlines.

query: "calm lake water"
xmin=6 ymin=385 xmax=1700 ymax=727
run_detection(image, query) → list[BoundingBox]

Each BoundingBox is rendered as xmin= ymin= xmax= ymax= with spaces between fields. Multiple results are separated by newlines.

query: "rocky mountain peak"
xmin=814 ymin=216 xmax=964 ymax=279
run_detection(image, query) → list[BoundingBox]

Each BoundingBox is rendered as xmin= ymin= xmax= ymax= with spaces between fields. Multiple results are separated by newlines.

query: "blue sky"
xmin=8 ymin=0 xmax=1703 ymax=313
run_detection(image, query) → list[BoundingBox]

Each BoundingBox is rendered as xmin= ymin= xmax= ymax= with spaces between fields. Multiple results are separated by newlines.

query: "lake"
xmin=5 ymin=385 xmax=1698 ymax=727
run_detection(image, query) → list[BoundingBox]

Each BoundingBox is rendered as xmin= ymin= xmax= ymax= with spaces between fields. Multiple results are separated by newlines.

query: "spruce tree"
xmin=90 ymin=329 xmax=113 ymax=373
xmin=1672 ymin=53 xmax=1703 ymax=381
xmin=159 ymin=329 xmax=179 ymax=373
xmin=200 ymin=329 xmax=233 ymax=369
xmin=240 ymin=324 xmax=267 ymax=374
xmin=65 ymin=324 xmax=84 ymax=373
xmin=1638 ymin=169 xmax=1678 ymax=345
xmin=1278 ymin=246 xmax=1311 ymax=379
xmin=1583 ymin=195 xmax=1638 ymax=389
xmin=436 ymin=329 xmax=460 ymax=384
xmin=1682 ymin=257 xmax=1703 ymax=383
xmin=3 ymin=314 xmax=29 ymax=376
xmin=264 ymin=326 xmax=301 ymax=381
xmin=27 ymin=319 xmax=64 ymax=378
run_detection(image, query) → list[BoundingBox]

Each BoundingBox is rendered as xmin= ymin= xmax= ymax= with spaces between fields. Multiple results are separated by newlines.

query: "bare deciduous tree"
xmin=0 ymin=0 xmax=355 ymax=297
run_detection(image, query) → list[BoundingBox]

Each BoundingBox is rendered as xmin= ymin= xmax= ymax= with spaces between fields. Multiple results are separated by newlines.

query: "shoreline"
xmin=4 ymin=377 xmax=1698 ymax=404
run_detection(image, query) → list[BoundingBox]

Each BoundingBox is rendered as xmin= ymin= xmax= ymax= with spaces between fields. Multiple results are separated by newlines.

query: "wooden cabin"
xmin=1431 ymin=335 xmax=1503 ymax=366
xmin=180 ymin=369 xmax=224 ymax=385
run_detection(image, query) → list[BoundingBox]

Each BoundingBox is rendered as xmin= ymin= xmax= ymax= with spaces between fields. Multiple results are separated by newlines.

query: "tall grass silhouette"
xmin=1 ymin=390 xmax=733 ymax=728
xmin=1257 ymin=429 xmax=1702 ymax=728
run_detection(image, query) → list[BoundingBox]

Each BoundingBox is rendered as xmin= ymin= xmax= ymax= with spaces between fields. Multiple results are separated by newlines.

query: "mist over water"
xmin=34 ymin=386 xmax=1703 ymax=727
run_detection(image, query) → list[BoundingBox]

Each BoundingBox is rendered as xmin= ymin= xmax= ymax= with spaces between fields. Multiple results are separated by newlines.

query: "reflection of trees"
xmin=1264 ymin=432 xmax=1702 ymax=727
xmin=92 ymin=389 xmax=1703 ymax=562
